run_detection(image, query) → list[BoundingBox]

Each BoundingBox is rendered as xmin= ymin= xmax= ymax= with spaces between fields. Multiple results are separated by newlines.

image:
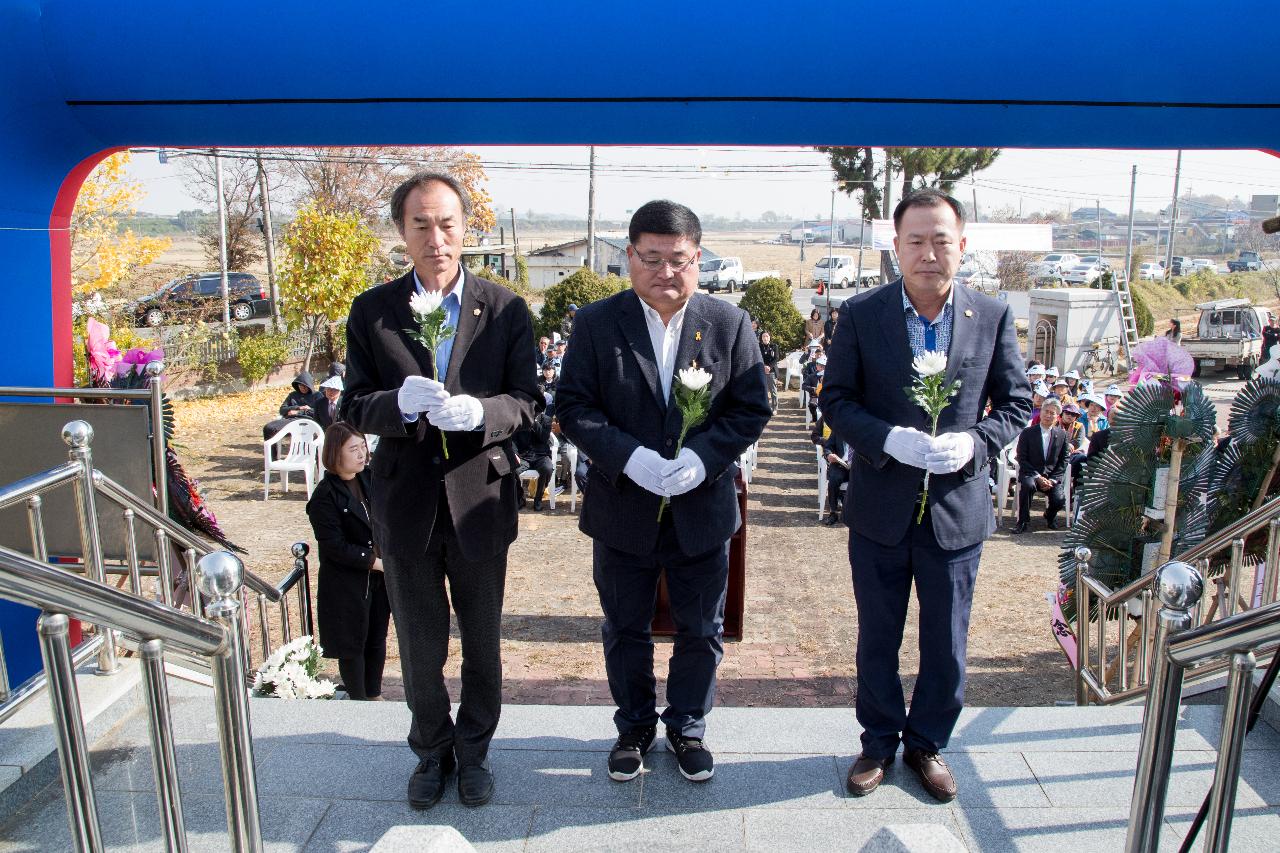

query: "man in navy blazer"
xmin=820 ymin=189 xmax=1030 ymax=802
xmin=556 ymin=200 xmax=771 ymax=785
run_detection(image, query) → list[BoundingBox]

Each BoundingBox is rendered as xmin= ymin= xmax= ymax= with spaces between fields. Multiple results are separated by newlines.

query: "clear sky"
xmin=126 ymin=146 xmax=1280 ymax=223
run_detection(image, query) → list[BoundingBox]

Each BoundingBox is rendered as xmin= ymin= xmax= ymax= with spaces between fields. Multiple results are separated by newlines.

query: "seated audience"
xmin=314 ymin=375 xmax=344 ymax=430
xmin=305 ymin=422 xmax=390 ymax=701
xmin=1014 ymin=398 xmax=1070 ymax=534
xmin=263 ymin=371 xmax=321 ymax=456
xmin=822 ymin=430 xmax=851 ymax=525
xmin=514 ymin=412 xmax=556 ymax=511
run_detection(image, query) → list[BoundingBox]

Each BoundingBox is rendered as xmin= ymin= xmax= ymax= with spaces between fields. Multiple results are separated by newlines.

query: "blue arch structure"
xmin=1 ymin=0 xmax=1278 ymax=680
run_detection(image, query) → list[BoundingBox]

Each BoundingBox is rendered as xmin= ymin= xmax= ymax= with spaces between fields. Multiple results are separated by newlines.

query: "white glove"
xmin=659 ymin=447 xmax=707 ymax=496
xmin=924 ymin=431 xmax=976 ymax=475
xmin=883 ymin=426 xmax=933 ymax=469
xmin=426 ymin=395 xmax=485 ymax=432
xmin=398 ymin=376 xmax=449 ymax=415
xmin=623 ymin=447 xmax=671 ymax=497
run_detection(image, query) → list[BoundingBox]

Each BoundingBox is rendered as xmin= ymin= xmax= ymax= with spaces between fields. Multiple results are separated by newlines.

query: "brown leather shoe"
xmin=845 ymin=754 xmax=893 ymax=797
xmin=903 ymin=748 xmax=957 ymax=802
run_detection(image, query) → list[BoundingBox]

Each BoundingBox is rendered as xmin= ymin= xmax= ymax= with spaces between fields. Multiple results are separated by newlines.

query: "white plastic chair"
xmin=264 ymin=419 xmax=324 ymax=500
xmin=521 ymin=433 xmax=577 ymax=510
xmin=994 ymin=439 xmax=1018 ymax=524
xmin=560 ymin=439 xmax=579 ymax=512
xmin=817 ymin=446 xmax=828 ymax=519
xmin=782 ymin=351 xmax=803 ymax=391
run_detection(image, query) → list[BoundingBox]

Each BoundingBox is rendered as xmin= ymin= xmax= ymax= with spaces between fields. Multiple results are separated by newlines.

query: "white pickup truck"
xmin=812 ymin=254 xmax=876 ymax=290
xmin=697 ymin=257 xmax=779 ymax=293
xmin=1185 ymin=298 xmax=1271 ymax=380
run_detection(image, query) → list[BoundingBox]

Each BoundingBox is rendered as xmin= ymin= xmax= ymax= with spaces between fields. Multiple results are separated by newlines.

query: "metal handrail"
xmin=0 ymin=546 xmax=222 ymax=658
xmin=1127 ymin=562 xmax=1280 ymax=852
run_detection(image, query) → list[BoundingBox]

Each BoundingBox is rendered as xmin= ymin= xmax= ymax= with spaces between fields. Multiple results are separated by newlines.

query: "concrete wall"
xmin=1027 ymin=288 xmax=1123 ymax=372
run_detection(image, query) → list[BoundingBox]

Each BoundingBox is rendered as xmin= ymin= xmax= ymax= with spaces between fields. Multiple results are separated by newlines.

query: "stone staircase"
xmin=2 ymin=673 xmax=1280 ymax=852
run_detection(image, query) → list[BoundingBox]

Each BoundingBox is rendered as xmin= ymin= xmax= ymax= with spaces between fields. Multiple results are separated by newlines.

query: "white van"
xmin=813 ymin=255 xmax=856 ymax=289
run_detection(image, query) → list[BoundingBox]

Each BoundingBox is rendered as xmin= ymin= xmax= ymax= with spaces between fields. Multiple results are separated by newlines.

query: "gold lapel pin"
xmin=473 ymin=308 xmax=482 ymax=316
xmin=964 ymin=309 xmax=973 ymax=318
xmin=695 ymin=330 xmax=702 ymax=341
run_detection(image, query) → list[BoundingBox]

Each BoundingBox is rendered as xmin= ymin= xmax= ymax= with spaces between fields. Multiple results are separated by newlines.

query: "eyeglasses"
xmin=631 ymin=254 xmax=697 ymax=273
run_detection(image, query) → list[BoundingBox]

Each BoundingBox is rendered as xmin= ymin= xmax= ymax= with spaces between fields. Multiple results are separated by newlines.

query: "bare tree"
xmin=1237 ymin=222 xmax=1280 ymax=299
xmin=282 ymin=147 xmax=496 ymax=234
xmin=179 ymin=153 xmax=285 ymax=270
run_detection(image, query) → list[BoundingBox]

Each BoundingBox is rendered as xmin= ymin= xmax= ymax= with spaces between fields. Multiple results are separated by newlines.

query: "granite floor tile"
xmin=638 ymin=750 xmax=842 ymax=811
xmin=952 ymin=806 xmax=1182 ymax=852
xmin=742 ymin=807 xmax=967 ymax=851
xmin=1022 ymin=749 xmax=1266 ymax=809
xmin=302 ymin=799 xmax=533 ymax=852
xmin=525 ymin=806 xmax=745 ymax=853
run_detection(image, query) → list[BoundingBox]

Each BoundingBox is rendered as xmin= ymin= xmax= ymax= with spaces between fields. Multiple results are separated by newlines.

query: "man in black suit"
xmin=341 ymin=171 xmax=540 ymax=810
xmin=820 ymin=189 xmax=1030 ymax=802
xmin=1014 ymin=397 xmax=1069 ymax=533
xmin=556 ymin=200 xmax=771 ymax=785
xmin=313 ymin=375 xmax=343 ymax=430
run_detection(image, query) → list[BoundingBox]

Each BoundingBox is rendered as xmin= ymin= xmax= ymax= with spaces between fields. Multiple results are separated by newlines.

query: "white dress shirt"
xmin=638 ymin=294 xmax=690 ymax=402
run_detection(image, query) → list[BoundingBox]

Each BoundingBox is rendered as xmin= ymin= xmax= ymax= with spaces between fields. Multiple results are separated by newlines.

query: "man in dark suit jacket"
xmin=820 ymin=189 xmax=1030 ymax=803
xmin=556 ymin=200 xmax=771 ymax=786
xmin=341 ymin=172 xmax=540 ymax=810
xmin=313 ymin=375 xmax=343 ymax=430
xmin=1015 ymin=397 xmax=1070 ymax=533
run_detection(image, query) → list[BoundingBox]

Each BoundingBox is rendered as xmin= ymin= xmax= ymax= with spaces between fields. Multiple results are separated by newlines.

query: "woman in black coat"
xmin=305 ymin=422 xmax=390 ymax=700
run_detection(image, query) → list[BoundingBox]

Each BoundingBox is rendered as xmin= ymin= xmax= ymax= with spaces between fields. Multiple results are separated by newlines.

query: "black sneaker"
xmin=607 ymin=726 xmax=656 ymax=782
xmin=666 ymin=728 xmax=714 ymax=782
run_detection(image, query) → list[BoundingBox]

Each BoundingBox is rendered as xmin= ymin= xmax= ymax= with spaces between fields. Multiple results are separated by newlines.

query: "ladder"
xmin=1112 ymin=270 xmax=1140 ymax=362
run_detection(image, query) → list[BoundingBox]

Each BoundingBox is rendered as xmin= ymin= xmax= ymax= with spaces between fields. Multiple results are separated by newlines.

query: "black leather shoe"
xmin=458 ymin=762 xmax=494 ymax=806
xmin=408 ymin=753 xmax=456 ymax=810
xmin=1012 ymin=522 xmax=1028 ymax=534
xmin=845 ymin=754 xmax=894 ymax=796
xmin=1044 ymin=514 xmax=1059 ymax=530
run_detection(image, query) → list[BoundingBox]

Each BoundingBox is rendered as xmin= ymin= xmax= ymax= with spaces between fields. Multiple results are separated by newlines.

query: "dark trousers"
xmin=382 ymin=500 xmax=508 ymax=766
xmin=826 ymin=464 xmax=849 ymax=514
xmin=518 ymin=455 xmax=555 ymax=508
xmin=1017 ymin=474 xmax=1065 ymax=525
xmin=338 ymin=571 xmax=392 ymax=700
xmin=849 ymin=511 xmax=982 ymax=758
xmin=593 ymin=519 xmax=729 ymax=738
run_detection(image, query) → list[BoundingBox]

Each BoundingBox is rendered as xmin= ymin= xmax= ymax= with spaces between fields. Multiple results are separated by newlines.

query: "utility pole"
xmin=826 ymin=188 xmax=836 ymax=311
xmin=1096 ymin=199 xmax=1103 ymax=261
xmin=1166 ymin=150 xmax=1183 ymax=272
xmin=509 ymin=208 xmax=518 ymax=252
xmin=255 ymin=152 xmax=281 ymax=330
xmin=799 ymin=218 xmax=806 ymax=264
xmin=882 ymin=149 xmax=893 ymax=223
xmin=854 ymin=200 xmax=867 ymax=294
xmin=213 ymin=149 xmax=231 ymax=330
xmin=586 ymin=146 xmax=597 ymax=275
xmin=1124 ymin=165 xmax=1138 ymax=281
xmin=972 ymin=186 xmax=980 ymax=223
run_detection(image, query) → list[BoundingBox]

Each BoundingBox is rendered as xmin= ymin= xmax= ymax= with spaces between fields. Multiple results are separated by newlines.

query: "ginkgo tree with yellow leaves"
xmin=71 ymin=151 xmax=171 ymax=296
xmin=277 ymin=202 xmax=381 ymax=370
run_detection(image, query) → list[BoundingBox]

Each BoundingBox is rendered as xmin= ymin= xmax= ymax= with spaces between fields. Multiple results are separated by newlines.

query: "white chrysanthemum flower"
xmin=410 ymin=289 xmax=444 ymax=316
xmin=912 ymin=351 xmax=948 ymax=377
xmin=677 ymin=367 xmax=712 ymax=391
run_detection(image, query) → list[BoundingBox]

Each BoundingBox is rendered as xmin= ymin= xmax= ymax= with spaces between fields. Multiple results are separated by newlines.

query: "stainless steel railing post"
xmin=63 ymin=421 xmax=119 ymax=675
xmin=148 ymin=364 xmax=169 ymax=517
xmin=139 ymin=638 xmax=187 ymax=853
xmin=122 ymin=508 xmax=142 ymax=597
xmin=1204 ymin=650 xmax=1256 ymax=853
xmin=1267 ymin=519 xmax=1280 ymax=605
xmin=1126 ymin=560 xmax=1203 ymax=853
xmin=154 ymin=529 xmax=173 ymax=606
xmin=1074 ymin=546 xmax=1092 ymax=705
xmin=37 ymin=612 xmax=103 ymax=853
xmin=196 ymin=552 xmax=263 ymax=853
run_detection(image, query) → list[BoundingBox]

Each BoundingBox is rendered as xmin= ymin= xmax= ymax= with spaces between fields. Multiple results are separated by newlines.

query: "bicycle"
xmin=1083 ymin=338 xmax=1120 ymax=378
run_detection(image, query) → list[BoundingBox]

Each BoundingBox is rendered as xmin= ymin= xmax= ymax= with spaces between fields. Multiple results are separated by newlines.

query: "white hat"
xmin=1080 ymin=393 xmax=1105 ymax=408
xmin=1046 ymin=366 xmax=1060 ymax=378
xmin=318 ymin=376 xmax=343 ymax=392
xmin=1105 ymin=384 xmax=1123 ymax=397
xmin=1033 ymin=381 xmax=1050 ymax=396
xmin=817 ymin=356 xmax=828 ymax=366
xmin=808 ymin=337 xmax=822 ymax=349
xmin=1027 ymin=363 xmax=1046 ymax=375
xmin=1063 ymin=370 xmax=1081 ymax=380
xmin=1052 ymin=378 xmax=1069 ymax=388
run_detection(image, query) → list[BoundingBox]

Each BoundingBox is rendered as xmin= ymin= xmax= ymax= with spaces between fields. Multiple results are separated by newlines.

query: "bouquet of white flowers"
xmin=406 ymin=289 xmax=457 ymax=458
xmin=906 ymin=350 xmax=961 ymax=524
xmin=657 ymin=366 xmax=713 ymax=521
xmin=251 ymin=636 xmax=336 ymax=700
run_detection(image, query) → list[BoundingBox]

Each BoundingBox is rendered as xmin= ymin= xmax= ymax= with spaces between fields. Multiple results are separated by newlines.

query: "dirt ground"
xmin=172 ymin=385 xmax=1073 ymax=709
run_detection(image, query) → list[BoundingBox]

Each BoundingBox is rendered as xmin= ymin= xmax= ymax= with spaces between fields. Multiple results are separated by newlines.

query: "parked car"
xmin=1170 ymin=256 xmax=1191 ymax=276
xmin=1189 ymin=258 xmax=1218 ymax=274
xmin=1063 ymin=262 xmax=1105 ymax=287
xmin=1138 ymin=262 xmax=1166 ymax=280
xmin=1034 ymin=252 xmax=1080 ymax=277
xmin=130 ymin=272 xmax=272 ymax=327
xmin=1227 ymin=251 xmax=1263 ymax=273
